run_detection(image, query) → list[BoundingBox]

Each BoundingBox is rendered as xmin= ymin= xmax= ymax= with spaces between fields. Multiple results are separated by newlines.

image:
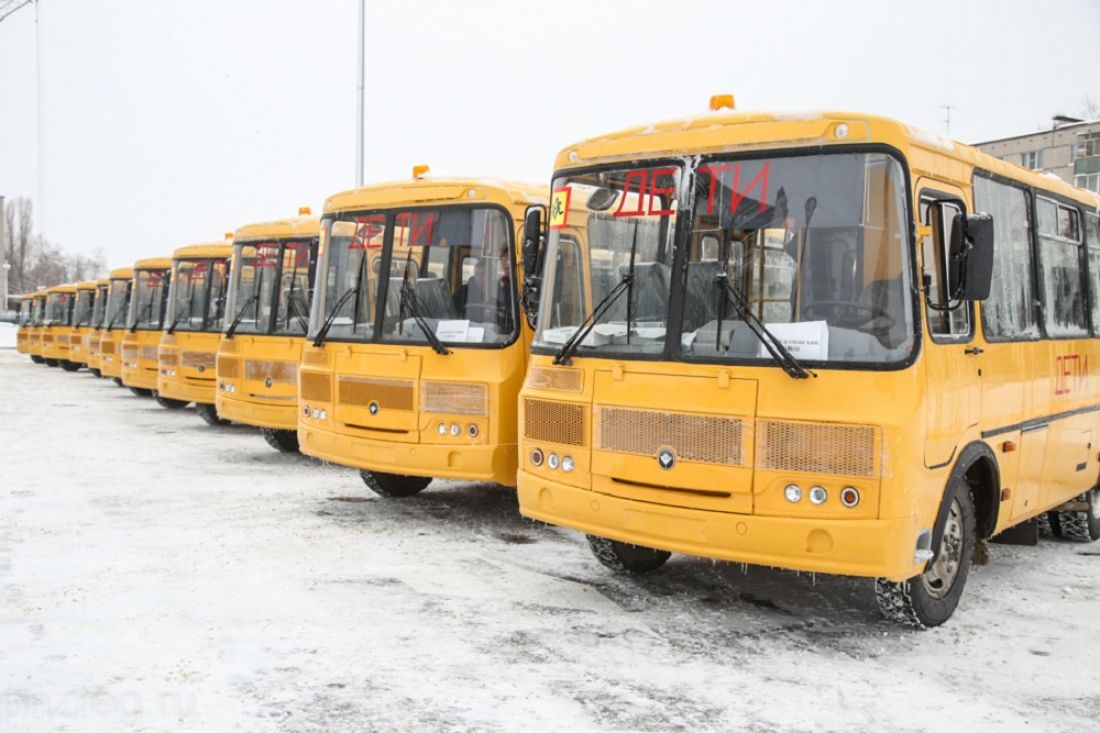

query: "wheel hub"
xmin=922 ymin=499 xmax=963 ymax=599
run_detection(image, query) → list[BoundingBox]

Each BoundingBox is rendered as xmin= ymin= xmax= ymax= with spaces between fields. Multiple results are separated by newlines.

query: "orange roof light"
xmin=709 ymin=94 xmax=735 ymax=111
xmin=224 ymin=232 xmax=233 ymax=240
xmin=298 ymin=206 xmax=312 ymax=216
xmin=412 ymin=164 xmax=430 ymax=180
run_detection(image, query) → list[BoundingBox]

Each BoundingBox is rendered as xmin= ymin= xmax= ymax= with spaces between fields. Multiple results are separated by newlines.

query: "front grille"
xmin=160 ymin=351 xmax=179 ymax=367
xmin=56 ymin=335 xmax=69 ymax=345
xmin=101 ymin=341 xmax=116 ymax=355
xmin=420 ymin=381 xmax=487 ymax=416
xmin=42 ymin=334 xmax=54 ymax=343
xmin=524 ymin=398 xmax=584 ymax=447
xmin=525 ymin=366 xmax=583 ymax=392
xmin=756 ymin=420 xmax=878 ymax=477
xmin=89 ymin=337 xmax=101 ymax=350
xmin=300 ymin=372 xmax=333 ymax=402
xmin=121 ymin=344 xmax=140 ymax=359
xmin=596 ymin=406 xmax=746 ymax=465
xmin=339 ymin=377 xmax=414 ymax=411
xmin=181 ymin=351 xmax=216 ymax=369
xmin=245 ymin=360 xmax=297 ymax=385
xmin=218 ymin=356 xmax=240 ymax=379
xmin=141 ymin=345 xmax=158 ymax=362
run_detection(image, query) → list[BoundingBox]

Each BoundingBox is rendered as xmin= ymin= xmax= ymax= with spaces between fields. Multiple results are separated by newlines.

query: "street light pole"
xmin=355 ymin=0 xmax=365 ymax=187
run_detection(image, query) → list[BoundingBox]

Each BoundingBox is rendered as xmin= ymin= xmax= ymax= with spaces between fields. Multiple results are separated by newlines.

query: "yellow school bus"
xmin=157 ymin=241 xmax=233 ymax=421
xmin=217 ymin=212 xmax=319 ymax=451
xmin=121 ymin=257 xmax=172 ymax=396
xmin=100 ymin=267 xmax=134 ymax=384
xmin=16 ymin=294 xmax=34 ymax=355
xmin=26 ymin=290 xmax=48 ymax=363
xmin=68 ymin=280 xmax=99 ymax=367
xmin=42 ymin=283 xmax=80 ymax=370
xmin=515 ymin=100 xmax=1100 ymax=627
xmin=84 ymin=278 xmax=110 ymax=376
xmin=298 ymin=173 xmax=547 ymax=494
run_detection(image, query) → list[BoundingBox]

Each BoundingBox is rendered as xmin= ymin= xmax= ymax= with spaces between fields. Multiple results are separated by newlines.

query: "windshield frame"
xmin=128 ymin=269 xmax=171 ymax=331
xmin=530 ymin=145 xmax=921 ymax=372
xmin=166 ymin=257 xmax=229 ymax=333
xmin=310 ymin=202 xmax=520 ymax=350
xmin=73 ymin=289 xmax=96 ymax=328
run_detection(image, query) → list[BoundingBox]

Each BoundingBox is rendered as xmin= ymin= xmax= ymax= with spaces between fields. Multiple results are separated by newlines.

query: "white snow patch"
xmin=905 ymin=124 xmax=956 ymax=151
xmin=0 ymin=322 xmax=15 ymax=349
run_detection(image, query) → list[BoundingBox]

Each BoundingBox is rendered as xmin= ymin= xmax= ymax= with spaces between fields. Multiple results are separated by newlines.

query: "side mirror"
xmin=520 ymin=205 xmax=546 ymax=328
xmin=950 ymin=212 xmax=994 ymax=301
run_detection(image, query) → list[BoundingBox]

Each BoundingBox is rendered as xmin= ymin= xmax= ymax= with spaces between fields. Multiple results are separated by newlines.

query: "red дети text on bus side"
xmin=1054 ymin=354 xmax=1089 ymax=396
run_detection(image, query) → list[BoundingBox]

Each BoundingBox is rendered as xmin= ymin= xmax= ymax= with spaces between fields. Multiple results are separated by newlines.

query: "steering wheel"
xmin=801 ymin=300 xmax=894 ymax=329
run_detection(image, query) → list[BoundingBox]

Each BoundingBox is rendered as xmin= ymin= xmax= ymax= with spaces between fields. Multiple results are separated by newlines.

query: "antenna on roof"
xmin=940 ymin=105 xmax=953 ymax=136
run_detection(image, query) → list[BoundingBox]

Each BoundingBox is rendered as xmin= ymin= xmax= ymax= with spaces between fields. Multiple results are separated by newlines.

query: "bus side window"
xmin=920 ymin=196 xmax=970 ymax=339
xmin=1085 ymin=212 xmax=1100 ymax=336
xmin=1036 ymin=197 xmax=1087 ymax=338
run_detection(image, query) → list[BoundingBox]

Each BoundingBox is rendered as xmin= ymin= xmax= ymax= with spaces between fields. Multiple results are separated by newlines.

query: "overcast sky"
xmin=1 ymin=0 xmax=1098 ymax=271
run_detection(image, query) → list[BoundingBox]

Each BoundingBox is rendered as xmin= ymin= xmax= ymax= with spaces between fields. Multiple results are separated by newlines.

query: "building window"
xmin=1021 ymin=150 xmax=1043 ymax=169
xmin=1077 ymin=173 xmax=1100 ymax=193
xmin=1077 ymin=132 xmax=1100 ymax=158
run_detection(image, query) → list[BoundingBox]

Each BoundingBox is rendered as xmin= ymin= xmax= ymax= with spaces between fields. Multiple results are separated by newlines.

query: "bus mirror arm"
xmin=951 ymin=212 xmax=994 ymax=302
xmin=521 ymin=205 xmax=546 ymax=327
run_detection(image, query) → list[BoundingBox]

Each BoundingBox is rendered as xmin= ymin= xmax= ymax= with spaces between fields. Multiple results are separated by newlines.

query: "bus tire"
xmin=129 ymin=387 xmax=153 ymax=397
xmin=30 ymin=355 xmax=45 ymax=364
xmin=587 ymin=535 xmax=671 ymax=574
xmin=875 ymin=478 xmax=975 ymax=628
xmin=195 ymin=403 xmax=228 ymax=426
xmin=154 ymin=395 xmax=189 ymax=409
xmin=60 ymin=360 xmax=81 ymax=372
xmin=1038 ymin=511 xmax=1063 ymax=538
xmin=1056 ymin=488 xmax=1100 ymax=543
xmin=359 ymin=470 xmax=431 ymax=497
xmin=45 ymin=358 xmax=59 ymax=367
xmin=261 ymin=428 xmax=300 ymax=453
xmin=90 ymin=368 xmax=102 ymax=378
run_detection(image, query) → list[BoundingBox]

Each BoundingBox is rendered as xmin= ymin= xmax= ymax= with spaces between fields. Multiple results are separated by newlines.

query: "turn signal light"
xmin=840 ymin=487 xmax=861 ymax=508
xmin=530 ymin=448 xmax=544 ymax=467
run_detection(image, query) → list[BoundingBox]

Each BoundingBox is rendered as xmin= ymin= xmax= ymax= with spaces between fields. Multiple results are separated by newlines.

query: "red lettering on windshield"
xmin=614 ymin=170 xmax=650 ymax=218
xmin=728 ymin=162 xmax=770 ymax=216
xmin=395 ymin=212 xmax=437 ymax=247
xmin=699 ymin=164 xmax=732 ymax=215
xmin=613 ymin=169 xmax=678 ymax=218
xmin=349 ymin=215 xmax=385 ymax=249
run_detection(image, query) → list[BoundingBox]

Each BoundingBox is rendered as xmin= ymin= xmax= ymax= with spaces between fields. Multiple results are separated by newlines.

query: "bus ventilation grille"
xmin=300 ymin=372 xmax=332 ymax=403
xmin=339 ymin=377 xmax=414 ymax=411
xmin=159 ymin=351 xmax=179 ymax=367
xmin=101 ymin=341 xmax=116 ymax=355
xmin=525 ymin=367 xmax=583 ymax=393
xmin=141 ymin=346 xmax=159 ymax=362
xmin=302 ymin=349 xmax=329 ymax=366
xmin=181 ymin=351 xmax=216 ymax=370
xmin=420 ymin=381 xmax=488 ymax=416
xmin=756 ymin=420 xmax=878 ymax=477
xmin=220 ymin=339 xmax=238 ymax=354
xmin=245 ymin=360 xmax=297 ymax=385
xmin=595 ymin=406 xmax=746 ymax=466
xmin=524 ymin=398 xmax=584 ymax=447
xmin=218 ymin=357 xmax=240 ymax=379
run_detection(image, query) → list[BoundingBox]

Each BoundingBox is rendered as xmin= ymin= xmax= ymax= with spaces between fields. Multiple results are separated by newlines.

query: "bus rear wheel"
xmin=112 ymin=377 xmax=123 ymax=386
xmin=359 ymin=470 xmax=431 ymax=497
xmin=129 ymin=387 xmax=153 ymax=397
xmin=90 ymin=368 xmax=102 ymax=378
xmin=1056 ymin=488 xmax=1100 ymax=543
xmin=587 ymin=535 xmax=671 ymax=574
xmin=261 ymin=428 xmax=299 ymax=453
xmin=60 ymin=360 xmax=81 ymax=372
xmin=30 ymin=355 xmax=45 ymax=364
xmin=155 ymin=394 xmax=189 ymax=409
xmin=875 ymin=480 xmax=975 ymax=628
xmin=45 ymin=358 xmax=59 ymax=367
xmin=196 ymin=403 xmax=228 ymax=426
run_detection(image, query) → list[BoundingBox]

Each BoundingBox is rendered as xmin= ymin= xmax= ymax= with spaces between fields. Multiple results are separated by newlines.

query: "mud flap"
xmin=990 ymin=518 xmax=1038 ymax=546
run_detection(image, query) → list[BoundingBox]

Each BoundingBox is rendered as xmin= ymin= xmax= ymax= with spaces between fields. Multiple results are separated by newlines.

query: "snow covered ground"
xmin=1 ymin=349 xmax=1098 ymax=732
xmin=0 ymin=322 xmax=16 ymax=349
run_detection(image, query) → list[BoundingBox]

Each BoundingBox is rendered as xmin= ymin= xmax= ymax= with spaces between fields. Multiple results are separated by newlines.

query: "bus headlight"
xmin=450 ymin=423 xmax=461 ymax=437
xmin=438 ymin=422 xmax=447 ymax=436
xmin=784 ymin=484 xmax=802 ymax=503
xmin=809 ymin=486 xmax=828 ymax=505
xmin=561 ymin=456 xmax=575 ymax=473
xmin=547 ymin=453 xmax=560 ymax=470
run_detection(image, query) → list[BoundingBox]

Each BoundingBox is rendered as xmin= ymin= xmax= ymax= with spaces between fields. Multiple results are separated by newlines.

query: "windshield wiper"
xmin=713 ymin=273 xmax=814 ymax=380
xmin=225 ymin=293 xmax=258 ymax=339
xmin=282 ymin=260 xmax=309 ymax=333
xmin=313 ymin=251 xmax=369 ymax=347
xmin=129 ymin=301 xmax=153 ymax=332
xmin=397 ymin=258 xmax=449 ymax=355
xmin=554 ymin=223 xmax=640 ymax=365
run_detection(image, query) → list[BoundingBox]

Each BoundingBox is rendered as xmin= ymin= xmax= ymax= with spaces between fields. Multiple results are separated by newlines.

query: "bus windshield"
xmin=310 ymin=206 xmax=516 ymax=346
xmin=19 ymin=300 xmax=33 ymax=326
xmin=91 ymin=286 xmax=108 ymax=328
xmin=32 ymin=298 xmax=45 ymax=325
xmin=130 ymin=270 xmax=169 ymax=330
xmin=167 ymin=258 xmax=229 ymax=333
xmin=73 ymin=289 xmax=96 ymax=327
xmin=534 ymin=152 xmax=914 ymax=365
xmin=45 ymin=292 xmax=72 ymax=325
xmin=105 ymin=280 xmax=131 ymax=330
xmin=226 ymin=239 xmax=315 ymax=336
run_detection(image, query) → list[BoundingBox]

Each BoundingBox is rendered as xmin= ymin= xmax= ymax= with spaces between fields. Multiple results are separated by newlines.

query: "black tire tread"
xmin=261 ymin=428 xmax=300 ymax=453
xmin=359 ymin=470 xmax=432 ymax=498
xmin=587 ymin=535 xmax=671 ymax=574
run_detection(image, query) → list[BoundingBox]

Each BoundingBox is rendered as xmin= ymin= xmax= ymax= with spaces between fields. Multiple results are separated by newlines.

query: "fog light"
xmin=318 ymin=409 xmax=327 ymax=420
xmin=450 ymin=423 xmax=461 ymax=437
xmin=467 ymin=423 xmax=479 ymax=438
xmin=530 ymin=448 xmax=544 ymax=466
xmin=547 ymin=453 xmax=560 ymax=470
xmin=809 ymin=486 xmax=828 ymax=505
xmin=438 ymin=422 xmax=447 ymax=436
xmin=312 ymin=408 xmax=321 ymax=419
xmin=561 ymin=455 xmax=575 ymax=473
xmin=784 ymin=484 xmax=802 ymax=503
xmin=840 ymin=486 xmax=861 ymax=508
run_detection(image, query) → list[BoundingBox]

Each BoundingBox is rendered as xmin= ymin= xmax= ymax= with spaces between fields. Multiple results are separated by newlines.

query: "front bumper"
xmin=121 ymin=364 xmax=158 ymax=390
xmin=157 ymin=376 xmax=215 ymax=405
xmin=216 ymin=393 xmax=297 ymax=431
xmin=517 ymin=470 xmax=924 ymax=581
xmin=300 ymin=423 xmax=517 ymax=486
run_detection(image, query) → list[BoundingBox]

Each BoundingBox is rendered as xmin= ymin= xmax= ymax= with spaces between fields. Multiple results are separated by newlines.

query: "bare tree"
xmin=2 ymin=197 xmax=107 ymax=291
xmin=1083 ymin=95 xmax=1100 ymax=121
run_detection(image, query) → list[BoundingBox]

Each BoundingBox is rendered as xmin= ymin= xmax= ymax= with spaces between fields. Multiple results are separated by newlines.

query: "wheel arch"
xmin=933 ymin=441 xmax=1000 ymax=552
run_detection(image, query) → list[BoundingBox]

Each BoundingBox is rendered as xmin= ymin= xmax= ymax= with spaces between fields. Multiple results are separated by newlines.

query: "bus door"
xmin=918 ymin=183 xmax=981 ymax=469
